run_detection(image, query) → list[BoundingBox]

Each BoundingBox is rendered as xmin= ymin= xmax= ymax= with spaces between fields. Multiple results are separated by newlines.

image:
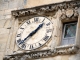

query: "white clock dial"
xmin=16 ymin=17 xmax=53 ymax=50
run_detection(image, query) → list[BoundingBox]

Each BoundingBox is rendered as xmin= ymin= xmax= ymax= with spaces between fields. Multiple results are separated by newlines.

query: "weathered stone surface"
xmin=62 ymin=55 xmax=70 ymax=60
xmin=0 ymin=10 xmax=4 ymax=16
xmin=25 ymin=0 xmax=71 ymax=8
xmin=0 ymin=52 xmax=4 ymax=60
xmin=0 ymin=34 xmax=9 ymax=42
xmin=12 ymin=1 xmax=80 ymax=18
xmin=66 ymin=9 xmax=74 ymax=18
xmin=4 ymin=8 xmax=17 ymax=15
xmin=5 ymin=15 xmax=11 ymax=19
xmin=0 ymin=28 xmax=9 ymax=34
xmin=0 ymin=0 xmax=80 ymax=60
xmin=0 ymin=2 xmax=8 ymax=10
xmin=0 ymin=42 xmax=6 ymax=52
xmin=75 ymin=14 xmax=80 ymax=48
xmin=54 ymin=56 xmax=62 ymax=60
xmin=8 ymin=0 xmax=24 ymax=9
xmin=3 ymin=19 xmax=11 ymax=28
xmin=0 ymin=16 xmax=5 ymax=20
xmin=37 ymin=57 xmax=54 ymax=60
xmin=0 ymin=20 xmax=6 ymax=28
xmin=69 ymin=54 xmax=80 ymax=60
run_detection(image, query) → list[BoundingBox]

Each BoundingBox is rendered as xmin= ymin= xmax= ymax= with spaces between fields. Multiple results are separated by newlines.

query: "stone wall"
xmin=0 ymin=0 xmax=26 ymax=59
xmin=1 ymin=0 xmax=80 ymax=60
xmin=25 ymin=0 xmax=71 ymax=8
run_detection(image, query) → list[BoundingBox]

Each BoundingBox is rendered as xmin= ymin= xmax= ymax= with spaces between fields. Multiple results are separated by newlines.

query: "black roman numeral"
xmin=46 ymin=22 xmax=50 ymax=26
xmin=34 ymin=17 xmax=39 ymax=22
xmin=21 ymin=44 xmax=26 ymax=49
xmin=17 ymin=39 xmax=21 ymax=44
xmin=17 ymin=33 xmax=21 ymax=37
xmin=43 ymin=35 xmax=49 ymax=41
xmin=29 ymin=45 xmax=34 ymax=49
xmin=26 ymin=20 xmax=31 ymax=24
xmin=39 ymin=43 xmax=42 ymax=46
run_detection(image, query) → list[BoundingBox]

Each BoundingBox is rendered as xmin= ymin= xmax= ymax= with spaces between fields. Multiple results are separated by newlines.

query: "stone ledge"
xmin=11 ymin=1 xmax=80 ymax=18
xmin=3 ymin=45 xmax=79 ymax=60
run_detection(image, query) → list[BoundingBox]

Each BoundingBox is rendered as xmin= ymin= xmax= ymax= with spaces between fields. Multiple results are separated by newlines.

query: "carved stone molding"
xmin=3 ymin=45 xmax=79 ymax=60
xmin=11 ymin=1 xmax=80 ymax=18
xmin=60 ymin=8 xmax=79 ymax=20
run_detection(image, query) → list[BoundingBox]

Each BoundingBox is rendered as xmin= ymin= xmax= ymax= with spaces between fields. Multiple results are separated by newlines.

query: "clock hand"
xmin=19 ymin=23 xmax=44 ymax=45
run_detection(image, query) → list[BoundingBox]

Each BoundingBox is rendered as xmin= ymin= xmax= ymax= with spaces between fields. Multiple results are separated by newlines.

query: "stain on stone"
xmin=4 ymin=0 xmax=9 ymax=2
xmin=24 ymin=0 xmax=27 ymax=5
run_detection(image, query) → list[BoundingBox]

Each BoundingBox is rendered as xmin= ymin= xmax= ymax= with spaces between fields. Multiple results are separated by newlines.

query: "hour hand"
xmin=19 ymin=23 xmax=44 ymax=45
xmin=35 ymin=23 xmax=44 ymax=32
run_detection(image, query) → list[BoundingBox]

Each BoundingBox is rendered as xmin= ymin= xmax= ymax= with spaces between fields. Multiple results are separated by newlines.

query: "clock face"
xmin=16 ymin=17 xmax=53 ymax=50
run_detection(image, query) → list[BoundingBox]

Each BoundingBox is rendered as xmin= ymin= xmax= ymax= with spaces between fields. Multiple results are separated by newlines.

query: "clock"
xmin=16 ymin=17 xmax=53 ymax=50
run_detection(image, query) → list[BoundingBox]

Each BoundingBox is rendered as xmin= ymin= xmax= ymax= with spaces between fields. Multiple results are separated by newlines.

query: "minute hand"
xmin=19 ymin=23 xmax=44 ymax=45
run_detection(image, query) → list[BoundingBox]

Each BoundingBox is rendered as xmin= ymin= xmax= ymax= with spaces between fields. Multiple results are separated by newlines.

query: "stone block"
xmin=3 ymin=19 xmax=11 ymax=28
xmin=5 ymin=15 xmax=11 ymax=19
xmin=4 ymin=10 xmax=11 ymax=15
xmin=0 ymin=16 xmax=5 ymax=20
xmin=13 ymin=19 xmax=19 ymax=28
xmin=4 ymin=0 xmax=9 ymax=2
xmin=69 ymin=54 xmax=80 ymax=60
xmin=9 ymin=28 xmax=18 ymax=52
xmin=25 ymin=0 xmax=70 ymax=8
xmin=62 ymin=55 xmax=69 ymax=60
xmin=17 ymin=0 xmax=24 ymax=8
xmin=0 ymin=42 xmax=6 ymax=52
xmin=23 ymin=0 xmax=27 ymax=5
xmin=43 ymin=57 xmax=54 ymax=60
xmin=8 ymin=1 xmax=18 ymax=9
xmin=0 ymin=52 xmax=4 ymax=60
xmin=0 ymin=10 xmax=4 ymax=16
xmin=54 ymin=56 xmax=62 ymax=60
xmin=0 ymin=34 xmax=9 ymax=42
xmin=8 ymin=0 xmax=23 ymax=9
xmin=4 ymin=8 xmax=17 ymax=15
xmin=0 ymin=0 xmax=4 ymax=3
xmin=0 ymin=28 xmax=9 ymax=34
xmin=0 ymin=20 xmax=6 ymax=28
xmin=35 ymin=57 xmax=54 ymax=60
xmin=66 ymin=9 xmax=73 ymax=18
xmin=0 ymin=2 xmax=8 ymax=10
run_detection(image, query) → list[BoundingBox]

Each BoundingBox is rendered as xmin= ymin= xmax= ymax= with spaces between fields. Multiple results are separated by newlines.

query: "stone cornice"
xmin=3 ymin=45 xmax=79 ymax=60
xmin=11 ymin=1 xmax=80 ymax=18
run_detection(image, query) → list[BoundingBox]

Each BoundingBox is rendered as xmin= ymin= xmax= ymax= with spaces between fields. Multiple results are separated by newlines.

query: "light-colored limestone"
xmin=5 ymin=15 xmax=11 ymax=19
xmin=0 ymin=34 xmax=9 ymax=44
xmin=69 ymin=54 xmax=80 ymax=60
xmin=4 ymin=8 xmax=17 ymax=15
xmin=66 ymin=9 xmax=74 ymax=18
xmin=0 ymin=28 xmax=9 ymax=34
xmin=0 ymin=20 xmax=6 ymax=28
xmin=0 ymin=52 xmax=4 ymax=60
xmin=0 ymin=2 xmax=8 ymax=10
xmin=75 ymin=13 xmax=80 ymax=47
xmin=8 ymin=0 xmax=24 ymax=9
xmin=35 ymin=57 xmax=54 ymax=60
xmin=54 ymin=56 xmax=62 ymax=60
xmin=0 ymin=10 xmax=4 ymax=16
xmin=0 ymin=42 xmax=6 ymax=52
xmin=25 ymin=0 xmax=71 ymax=8
xmin=0 ymin=16 xmax=5 ymax=20
xmin=62 ymin=55 xmax=70 ymax=60
xmin=3 ymin=19 xmax=11 ymax=28
xmin=0 ymin=0 xmax=80 ymax=60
